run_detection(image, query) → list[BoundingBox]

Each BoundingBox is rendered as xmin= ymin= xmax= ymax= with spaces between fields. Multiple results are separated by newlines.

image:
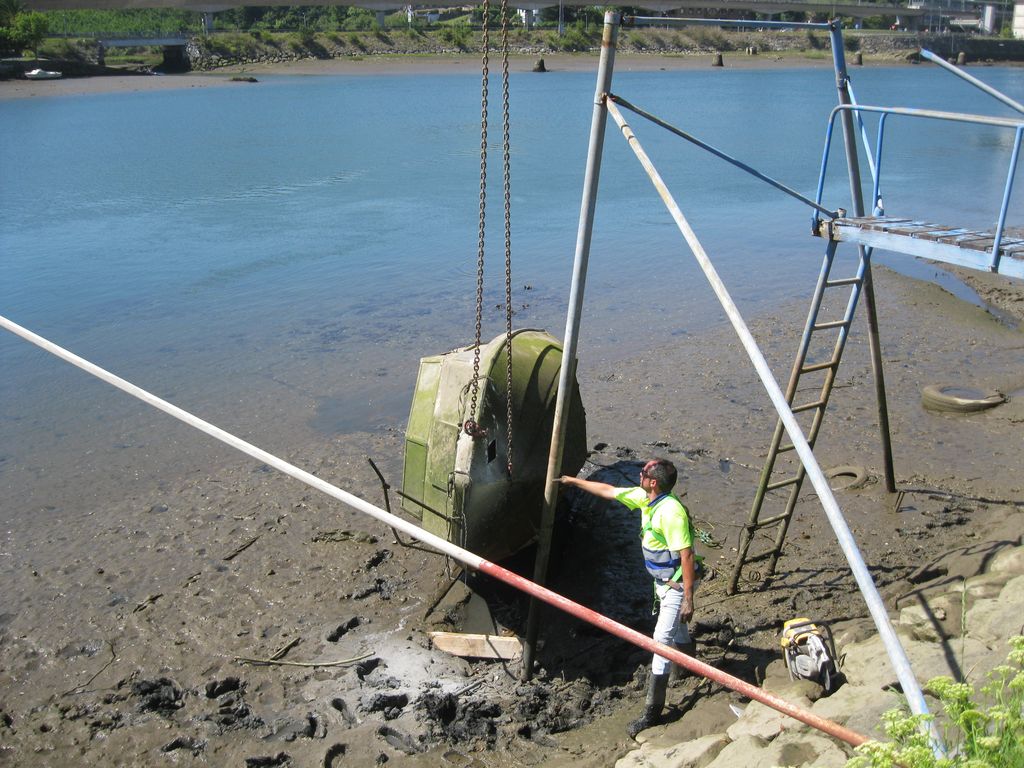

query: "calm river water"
xmin=2 ymin=64 xmax=1023 ymax=518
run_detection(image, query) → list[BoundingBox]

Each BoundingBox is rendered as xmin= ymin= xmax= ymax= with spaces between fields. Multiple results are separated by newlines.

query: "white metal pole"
xmin=521 ymin=9 xmax=619 ymax=679
xmin=604 ymin=97 xmax=938 ymax=747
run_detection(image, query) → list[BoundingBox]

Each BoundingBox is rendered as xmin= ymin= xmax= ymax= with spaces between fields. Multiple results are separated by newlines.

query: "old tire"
xmin=826 ymin=465 xmax=868 ymax=491
xmin=921 ymin=384 xmax=1005 ymax=413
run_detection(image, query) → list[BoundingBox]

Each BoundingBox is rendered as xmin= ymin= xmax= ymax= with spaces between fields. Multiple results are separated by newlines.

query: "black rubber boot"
xmin=626 ymin=672 xmax=669 ymax=739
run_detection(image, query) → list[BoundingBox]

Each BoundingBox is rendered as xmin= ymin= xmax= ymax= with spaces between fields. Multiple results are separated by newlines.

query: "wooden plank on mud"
xmin=429 ymin=632 xmax=522 ymax=660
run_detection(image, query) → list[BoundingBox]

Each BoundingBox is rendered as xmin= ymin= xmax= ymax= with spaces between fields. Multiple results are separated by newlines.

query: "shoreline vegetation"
xmin=2 ymin=24 xmax=1024 ymax=77
xmin=180 ymin=26 xmax=991 ymax=71
xmin=4 ymin=3 xmax=1024 ymax=92
xmin=2 ymin=25 xmax=1024 ymax=100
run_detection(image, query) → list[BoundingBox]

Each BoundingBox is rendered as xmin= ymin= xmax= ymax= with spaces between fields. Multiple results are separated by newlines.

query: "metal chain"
xmin=466 ymin=0 xmax=490 ymax=440
xmin=500 ymin=0 xmax=513 ymax=476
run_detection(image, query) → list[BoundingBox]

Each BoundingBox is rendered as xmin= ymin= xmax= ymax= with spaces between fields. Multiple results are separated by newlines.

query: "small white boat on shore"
xmin=25 ymin=68 xmax=62 ymax=80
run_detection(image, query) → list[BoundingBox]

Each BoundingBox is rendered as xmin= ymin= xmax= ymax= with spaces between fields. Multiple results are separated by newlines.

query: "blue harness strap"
xmin=641 ymin=494 xmax=701 ymax=583
xmin=641 ymin=494 xmax=682 ymax=581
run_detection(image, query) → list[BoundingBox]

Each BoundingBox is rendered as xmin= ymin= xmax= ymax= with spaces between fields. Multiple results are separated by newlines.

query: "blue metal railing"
xmin=844 ymin=80 xmax=879 ymax=195
xmin=814 ymin=74 xmax=1024 ymax=273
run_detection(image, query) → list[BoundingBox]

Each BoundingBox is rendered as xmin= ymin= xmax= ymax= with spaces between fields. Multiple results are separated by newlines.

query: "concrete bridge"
xmin=45 ymin=32 xmax=191 ymax=65
xmin=90 ymin=34 xmax=189 ymax=65
xmin=95 ymin=34 xmax=189 ymax=46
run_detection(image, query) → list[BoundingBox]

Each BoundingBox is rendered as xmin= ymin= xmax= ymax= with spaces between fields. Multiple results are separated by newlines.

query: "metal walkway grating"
xmin=816 ymin=216 xmax=1024 ymax=278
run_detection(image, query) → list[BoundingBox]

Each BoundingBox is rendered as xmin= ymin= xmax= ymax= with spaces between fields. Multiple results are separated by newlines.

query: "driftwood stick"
xmin=132 ymin=593 xmax=163 ymax=613
xmin=269 ymin=637 xmax=301 ymax=661
xmin=62 ymin=640 xmax=116 ymax=697
xmin=233 ymin=650 xmax=374 ymax=668
xmin=223 ymin=535 xmax=261 ymax=561
xmin=454 ymin=678 xmax=486 ymax=697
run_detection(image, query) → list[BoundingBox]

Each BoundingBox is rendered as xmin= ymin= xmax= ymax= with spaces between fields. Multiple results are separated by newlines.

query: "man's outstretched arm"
xmin=559 ymin=474 xmax=618 ymax=500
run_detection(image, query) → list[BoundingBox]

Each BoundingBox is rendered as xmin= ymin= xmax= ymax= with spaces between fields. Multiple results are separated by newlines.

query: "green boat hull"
xmin=402 ymin=329 xmax=587 ymax=562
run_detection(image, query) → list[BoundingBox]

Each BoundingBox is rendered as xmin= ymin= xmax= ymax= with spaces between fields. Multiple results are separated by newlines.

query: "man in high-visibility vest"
xmin=560 ymin=457 xmax=699 ymax=738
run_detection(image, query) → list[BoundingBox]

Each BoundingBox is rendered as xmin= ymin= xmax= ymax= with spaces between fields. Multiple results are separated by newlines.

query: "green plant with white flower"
xmin=846 ymin=636 xmax=1024 ymax=768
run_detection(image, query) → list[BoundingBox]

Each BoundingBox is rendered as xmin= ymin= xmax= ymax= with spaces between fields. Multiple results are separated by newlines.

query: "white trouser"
xmin=651 ymin=582 xmax=692 ymax=676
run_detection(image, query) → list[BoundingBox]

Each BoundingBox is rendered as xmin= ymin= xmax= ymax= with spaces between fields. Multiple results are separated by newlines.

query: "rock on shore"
xmin=617 ymin=542 xmax=1024 ymax=768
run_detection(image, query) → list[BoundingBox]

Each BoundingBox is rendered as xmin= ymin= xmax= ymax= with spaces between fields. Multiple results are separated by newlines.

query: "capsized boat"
xmin=25 ymin=68 xmax=62 ymax=80
xmin=402 ymin=329 xmax=587 ymax=562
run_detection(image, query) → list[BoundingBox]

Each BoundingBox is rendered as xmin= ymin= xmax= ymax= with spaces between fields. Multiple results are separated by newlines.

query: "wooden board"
xmin=429 ymin=631 xmax=522 ymax=660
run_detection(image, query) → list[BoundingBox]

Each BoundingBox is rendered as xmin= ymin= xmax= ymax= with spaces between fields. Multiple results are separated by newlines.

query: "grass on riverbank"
xmin=31 ymin=26 xmax=924 ymax=72
xmin=31 ymin=26 xmax=1024 ymax=73
xmin=188 ymin=25 xmax=962 ymax=71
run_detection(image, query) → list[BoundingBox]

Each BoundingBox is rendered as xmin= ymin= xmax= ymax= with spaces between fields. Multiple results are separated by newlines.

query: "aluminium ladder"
xmin=727 ymin=240 xmax=868 ymax=594
xmin=728 ymin=211 xmax=1024 ymax=593
xmin=728 ymin=55 xmax=1024 ymax=594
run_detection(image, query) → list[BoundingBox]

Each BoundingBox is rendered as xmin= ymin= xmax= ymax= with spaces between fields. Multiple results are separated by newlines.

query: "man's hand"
xmin=681 ymin=595 xmax=694 ymax=622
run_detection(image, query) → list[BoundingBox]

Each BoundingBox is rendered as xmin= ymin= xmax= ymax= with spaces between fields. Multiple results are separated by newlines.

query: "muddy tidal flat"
xmin=0 ymin=262 xmax=1021 ymax=766
xmin=0 ymin=52 xmax=842 ymax=101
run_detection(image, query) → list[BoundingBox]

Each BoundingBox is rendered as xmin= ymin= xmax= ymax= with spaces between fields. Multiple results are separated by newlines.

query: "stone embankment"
xmin=616 ymin=541 xmax=1024 ymax=768
xmin=182 ymin=28 xmax=1024 ymax=71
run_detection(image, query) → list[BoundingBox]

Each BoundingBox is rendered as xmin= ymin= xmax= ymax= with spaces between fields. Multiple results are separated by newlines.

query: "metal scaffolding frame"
xmin=521 ymin=11 xmax=957 ymax=754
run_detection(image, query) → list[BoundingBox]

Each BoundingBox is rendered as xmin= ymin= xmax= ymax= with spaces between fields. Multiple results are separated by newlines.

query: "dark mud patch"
xmin=512 ymin=679 xmax=598 ymax=734
xmin=326 ymin=616 xmax=364 ymax=642
xmin=204 ymin=687 xmax=263 ymax=732
xmin=161 ymin=734 xmax=206 ymax=754
xmin=323 ymin=742 xmax=347 ymax=767
xmin=364 ymin=691 xmax=408 ymax=720
xmin=244 ymin=752 xmax=292 ymax=767
xmin=354 ymin=656 xmax=384 ymax=680
xmin=377 ymin=723 xmax=422 ymax=754
xmin=417 ymin=689 xmax=502 ymax=748
xmin=265 ymin=711 xmax=326 ymax=741
xmin=330 ymin=697 xmax=359 ymax=726
xmin=131 ymin=677 xmax=184 ymax=713
xmin=205 ymin=676 xmax=242 ymax=698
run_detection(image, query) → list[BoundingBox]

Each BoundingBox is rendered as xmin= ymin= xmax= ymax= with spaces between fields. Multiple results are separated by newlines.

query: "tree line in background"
xmin=3 ymin=2 xmax=999 ymax=60
xmin=0 ymin=0 xmax=49 ymax=56
xmin=19 ymin=5 xmax=915 ymax=39
xmin=34 ymin=5 xmax=626 ymax=35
